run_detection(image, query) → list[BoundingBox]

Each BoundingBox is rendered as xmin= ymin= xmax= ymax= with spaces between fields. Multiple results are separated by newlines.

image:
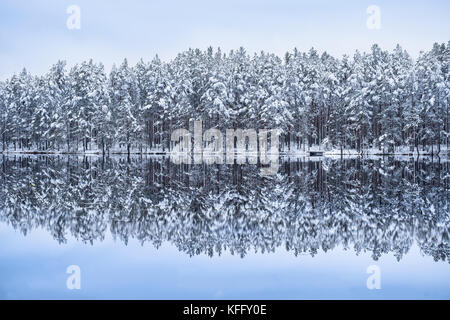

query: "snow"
xmin=0 ymin=44 xmax=449 ymax=159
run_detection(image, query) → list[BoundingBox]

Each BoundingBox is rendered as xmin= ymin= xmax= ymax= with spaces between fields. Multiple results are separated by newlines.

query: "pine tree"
xmin=109 ymin=59 xmax=139 ymax=155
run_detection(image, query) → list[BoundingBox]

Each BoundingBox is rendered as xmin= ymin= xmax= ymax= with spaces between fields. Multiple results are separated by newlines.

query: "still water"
xmin=0 ymin=155 xmax=449 ymax=299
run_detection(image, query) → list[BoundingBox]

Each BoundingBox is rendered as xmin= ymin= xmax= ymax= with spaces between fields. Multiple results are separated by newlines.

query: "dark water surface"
xmin=0 ymin=155 xmax=449 ymax=299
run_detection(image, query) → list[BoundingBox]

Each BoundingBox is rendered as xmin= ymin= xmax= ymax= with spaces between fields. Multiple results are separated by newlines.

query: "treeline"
xmin=0 ymin=43 xmax=449 ymax=154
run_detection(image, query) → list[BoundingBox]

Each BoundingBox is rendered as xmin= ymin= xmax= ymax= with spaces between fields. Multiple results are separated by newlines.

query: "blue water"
xmin=0 ymin=156 xmax=449 ymax=299
xmin=1 ymin=224 xmax=449 ymax=299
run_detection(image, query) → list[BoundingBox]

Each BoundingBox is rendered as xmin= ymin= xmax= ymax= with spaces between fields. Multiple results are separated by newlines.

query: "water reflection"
xmin=0 ymin=155 xmax=448 ymax=262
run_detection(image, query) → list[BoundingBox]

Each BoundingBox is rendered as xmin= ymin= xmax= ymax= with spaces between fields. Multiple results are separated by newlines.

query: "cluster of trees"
xmin=0 ymin=43 xmax=449 ymax=154
xmin=1 ymin=156 xmax=448 ymax=261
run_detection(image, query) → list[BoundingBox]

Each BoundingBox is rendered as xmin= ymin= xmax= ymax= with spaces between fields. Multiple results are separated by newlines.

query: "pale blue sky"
xmin=0 ymin=0 xmax=449 ymax=79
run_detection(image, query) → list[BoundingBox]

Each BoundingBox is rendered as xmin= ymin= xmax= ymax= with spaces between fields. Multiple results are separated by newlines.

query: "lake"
xmin=0 ymin=155 xmax=449 ymax=299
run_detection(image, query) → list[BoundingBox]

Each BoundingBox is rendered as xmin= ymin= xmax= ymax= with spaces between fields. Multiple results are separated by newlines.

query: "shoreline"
xmin=1 ymin=150 xmax=449 ymax=157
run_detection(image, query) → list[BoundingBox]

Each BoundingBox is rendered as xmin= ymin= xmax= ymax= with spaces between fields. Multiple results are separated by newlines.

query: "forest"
xmin=0 ymin=43 xmax=449 ymax=155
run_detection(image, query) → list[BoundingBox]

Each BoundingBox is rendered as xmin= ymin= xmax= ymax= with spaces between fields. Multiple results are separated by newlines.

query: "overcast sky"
xmin=1 ymin=0 xmax=449 ymax=79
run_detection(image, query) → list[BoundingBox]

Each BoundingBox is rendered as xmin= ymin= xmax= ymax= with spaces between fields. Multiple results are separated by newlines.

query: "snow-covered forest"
xmin=0 ymin=156 xmax=448 ymax=261
xmin=0 ymin=43 xmax=449 ymax=155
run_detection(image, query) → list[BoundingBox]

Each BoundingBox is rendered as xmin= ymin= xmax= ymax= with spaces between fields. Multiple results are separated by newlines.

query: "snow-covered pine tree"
xmin=108 ymin=58 xmax=139 ymax=155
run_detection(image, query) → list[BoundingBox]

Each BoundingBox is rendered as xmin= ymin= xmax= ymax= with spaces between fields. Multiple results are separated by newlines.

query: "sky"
xmin=0 ymin=0 xmax=449 ymax=79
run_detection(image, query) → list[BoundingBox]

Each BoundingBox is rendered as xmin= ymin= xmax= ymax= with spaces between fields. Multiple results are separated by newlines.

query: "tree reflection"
xmin=0 ymin=155 xmax=448 ymax=262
